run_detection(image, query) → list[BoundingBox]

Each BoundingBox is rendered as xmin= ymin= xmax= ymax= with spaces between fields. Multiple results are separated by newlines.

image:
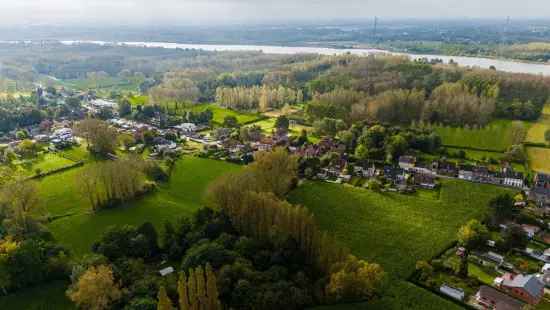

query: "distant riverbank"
xmin=60 ymin=40 xmax=550 ymax=76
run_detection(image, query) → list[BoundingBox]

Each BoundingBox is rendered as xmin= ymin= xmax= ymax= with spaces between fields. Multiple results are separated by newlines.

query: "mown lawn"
xmin=289 ymin=179 xmax=512 ymax=310
xmin=468 ymin=263 xmax=496 ymax=285
xmin=40 ymin=157 xmax=240 ymax=255
xmin=526 ymin=104 xmax=550 ymax=144
xmin=434 ymin=120 xmax=528 ymax=152
xmin=0 ymin=281 xmax=75 ymax=310
xmin=527 ymin=147 xmax=550 ymax=173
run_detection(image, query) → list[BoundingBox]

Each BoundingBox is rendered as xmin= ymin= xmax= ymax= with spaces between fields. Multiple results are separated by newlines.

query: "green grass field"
xmin=40 ymin=157 xmax=240 ymax=255
xmin=60 ymin=77 xmax=143 ymax=93
xmin=127 ymin=95 xmax=149 ymax=106
xmin=0 ymin=281 xmax=75 ymax=310
xmin=159 ymin=102 xmax=263 ymax=126
xmin=527 ymin=147 xmax=550 ymax=173
xmin=187 ymin=104 xmax=263 ymax=125
xmin=526 ymin=104 xmax=550 ymax=145
xmin=247 ymin=118 xmax=320 ymax=142
xmin=434 ymin=120 xmax=528 ymax=152
xmin=289 ymin=179 xmax=512 ymax=309
xmin=58 ymin=144 xmax=92 ymax=162
xmin=11 ymin=153 xmax=75 ymax=178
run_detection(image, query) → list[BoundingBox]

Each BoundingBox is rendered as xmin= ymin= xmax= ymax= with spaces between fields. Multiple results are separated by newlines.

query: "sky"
xmin=0 ymin=0 xmax=549 ymax=26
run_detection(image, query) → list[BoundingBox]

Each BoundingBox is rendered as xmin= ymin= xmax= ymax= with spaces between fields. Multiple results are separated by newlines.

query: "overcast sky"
xmin=1 ymin=0 xmax=549 ymax=26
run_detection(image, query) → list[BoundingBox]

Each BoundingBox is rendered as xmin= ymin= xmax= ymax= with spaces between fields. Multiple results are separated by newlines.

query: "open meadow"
xmin=527 ymin=147 xmax=550 ymax=173
xmin=157 ymin=102 xmax=263 ymax=126
xmin=39 ymin=156 xmax=240 ymax=255
xmin=289 ymin=179 xmax=512 ymax=309
xmin=526 ymin=104 xmax=550 ymax=145
xmin=433 ymin=120 xmax=528 ymax=152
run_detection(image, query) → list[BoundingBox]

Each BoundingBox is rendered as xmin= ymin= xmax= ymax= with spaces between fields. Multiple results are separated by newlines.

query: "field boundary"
xmin=28 ymin=161 xmax=84 ymax=180
xmin=523 ymin=142 xmax=550 ymax=149
xmin=443 ymin=145 xmax=506 ymax=153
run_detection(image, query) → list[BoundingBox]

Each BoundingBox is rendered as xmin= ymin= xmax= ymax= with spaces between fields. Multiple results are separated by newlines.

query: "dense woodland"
xmin=2 ymin=43 xmax=550 ymax=133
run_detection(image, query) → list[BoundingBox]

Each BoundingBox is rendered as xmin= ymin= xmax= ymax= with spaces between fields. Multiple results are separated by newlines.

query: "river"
xmin=60 ymin=40 xmax=550 ymax=76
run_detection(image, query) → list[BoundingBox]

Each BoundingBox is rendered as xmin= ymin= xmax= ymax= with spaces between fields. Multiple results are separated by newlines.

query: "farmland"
xmin=526 ymin=104 xmax=550 ymax=144
xmin=40 ymin=156 xmax=240 ymax=255
xmin=433 ymin=120 xmax=528 ymax=152
xmin=288 ymin=179 xmax=512 ymax=309
xmin=527 ymin=147 xmax=550 ymax=173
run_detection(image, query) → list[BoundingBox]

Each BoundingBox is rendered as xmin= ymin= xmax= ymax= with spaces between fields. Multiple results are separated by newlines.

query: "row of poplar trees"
xmin=78 ymin=157 xmax=149 ymax=211
xmin=207 ymin=148 xmax=348 ymax=274
xmin=157 ymin=264 xmax=221 ymax=310
xmin=215 ymin=85 xmax=303 ymax=112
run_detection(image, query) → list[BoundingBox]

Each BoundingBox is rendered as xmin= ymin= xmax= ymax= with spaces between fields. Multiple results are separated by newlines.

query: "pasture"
xmin=527 ymin=147 xmax=550 ymax=173
xmin=40 ymin=157 xmax=240 ymax=255
xmin=526 ymin=104 xmax=550 ymax=145
xmin=434 ymin=120 xmax=528 ymax=152
xmin=289 ymin=179 xmax=512 ymax=309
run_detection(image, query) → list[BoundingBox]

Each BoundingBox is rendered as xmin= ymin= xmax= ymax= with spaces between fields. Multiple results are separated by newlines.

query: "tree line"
xmin=215 ymin=85 xmax=303 ymax=112
xmin=78 ymin=157 xmax=155 ymax=211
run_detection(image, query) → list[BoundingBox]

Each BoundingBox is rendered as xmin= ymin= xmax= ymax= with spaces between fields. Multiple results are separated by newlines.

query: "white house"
xmin=174 ymin=123 xmax=198 ymax=134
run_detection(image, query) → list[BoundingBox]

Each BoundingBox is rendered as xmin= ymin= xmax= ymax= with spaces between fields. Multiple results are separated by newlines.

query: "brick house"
xmin=475 ymin=285 xmax=524 ymax=310
xmin=496 ymin=273 xmax=544 ymax=305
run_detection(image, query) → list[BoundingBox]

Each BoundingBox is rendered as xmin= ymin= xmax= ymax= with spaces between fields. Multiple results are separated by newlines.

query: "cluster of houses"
xmin=440 ymin=253 xmax=549 ymax=309
xmin=530 ymin=173 xmax=550 ymax=207
xmin=48 ymin=127 xmax=76 ymax=149
xmin=0 ymin=120 xmax=76 ymax=155
xmin=469 ymin=272 xmax=546 ymax=309
xmin=83 ymin=99 xmax=119 ymax=115
xmin=309 ymin=152 xmax=528 ymax=193
xmin=438 ymin=225 xmax=550 ymax=309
